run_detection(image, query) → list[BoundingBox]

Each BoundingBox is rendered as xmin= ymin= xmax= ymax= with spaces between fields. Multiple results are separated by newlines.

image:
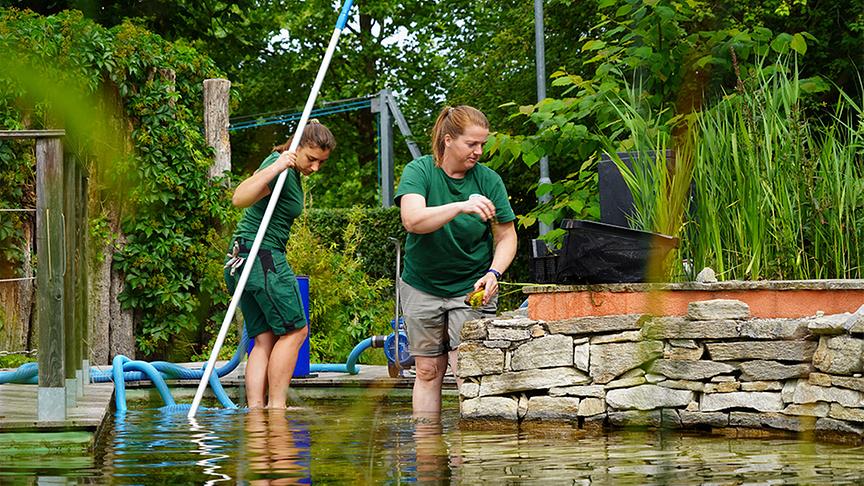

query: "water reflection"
xmin=450 ymin=427 xmax=864 ymax=484
xmin=189 ymin=415 xmax=233 ymax=485
xmin=9 ymin=389 xmax=864 ymax=484
xmin=243 ymin=409 xmax=311 ymax=485
xmin=413 ymin=417 xmax=452 ymax=484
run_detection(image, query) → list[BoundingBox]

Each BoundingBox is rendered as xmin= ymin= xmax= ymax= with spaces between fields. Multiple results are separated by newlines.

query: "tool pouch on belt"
xmin=224 ymin=240 xmax=246 ymax=276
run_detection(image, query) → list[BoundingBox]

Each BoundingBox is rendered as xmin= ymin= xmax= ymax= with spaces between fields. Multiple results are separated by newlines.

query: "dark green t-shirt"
xmin=233 ymin=152 xmax=303 ymax=250
xmin=394 ymin=155 xmax=515 ymax=297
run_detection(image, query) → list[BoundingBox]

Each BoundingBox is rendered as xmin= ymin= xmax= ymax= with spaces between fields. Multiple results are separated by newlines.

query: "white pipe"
xmin=189 ymin=3 xmax=353 ymax=418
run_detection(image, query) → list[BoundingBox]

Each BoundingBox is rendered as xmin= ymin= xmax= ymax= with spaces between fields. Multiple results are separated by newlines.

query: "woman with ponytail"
xmin=225 ymin=120 xmax=336 ymax=409
xmin=395 ymin=105 xmax=517 ymax=419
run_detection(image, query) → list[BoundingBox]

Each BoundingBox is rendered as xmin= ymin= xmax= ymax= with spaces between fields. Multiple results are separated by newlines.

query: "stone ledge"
xmin=460 ymin=296 xmax=864 ymax=444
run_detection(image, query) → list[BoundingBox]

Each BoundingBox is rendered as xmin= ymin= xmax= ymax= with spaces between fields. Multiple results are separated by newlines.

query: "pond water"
xmin=4 ymin=387 xmax=864 ymax=484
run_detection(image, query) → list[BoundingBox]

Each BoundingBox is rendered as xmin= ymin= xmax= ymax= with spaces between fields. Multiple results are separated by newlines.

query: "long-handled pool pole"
xmin=189 ymin=0 xmax=355 ymax=418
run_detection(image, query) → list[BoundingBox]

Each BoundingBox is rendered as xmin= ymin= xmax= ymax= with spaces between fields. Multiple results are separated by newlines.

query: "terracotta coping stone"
xmin=524 ymin=279 xmax=864 ymax=321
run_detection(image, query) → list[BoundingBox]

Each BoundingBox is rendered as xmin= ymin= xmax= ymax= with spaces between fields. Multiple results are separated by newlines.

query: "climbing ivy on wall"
xmin=0 ymin=9 xmax=237 ymax=356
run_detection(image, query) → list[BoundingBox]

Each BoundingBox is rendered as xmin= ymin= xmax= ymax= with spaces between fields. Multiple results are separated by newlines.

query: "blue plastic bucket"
xmin=294 ymin=275 xmax=311 ymax=377
xmin=244 ymin=274 xmax=312 ymax=378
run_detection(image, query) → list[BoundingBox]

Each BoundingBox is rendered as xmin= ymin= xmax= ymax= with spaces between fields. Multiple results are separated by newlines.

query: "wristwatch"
xmin=486 ymin=269 xmax=501 ymax=279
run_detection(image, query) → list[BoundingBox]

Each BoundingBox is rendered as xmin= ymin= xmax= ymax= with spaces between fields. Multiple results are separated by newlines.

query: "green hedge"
xmin=305 ymin=207 xmax=406 ymax=280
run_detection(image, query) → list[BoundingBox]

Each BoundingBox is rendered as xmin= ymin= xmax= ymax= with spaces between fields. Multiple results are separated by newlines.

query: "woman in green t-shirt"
xmin=225 ymin=120 xmax=335 ymax=409
xmin=395 ymin=105 xmax=518 ymax=419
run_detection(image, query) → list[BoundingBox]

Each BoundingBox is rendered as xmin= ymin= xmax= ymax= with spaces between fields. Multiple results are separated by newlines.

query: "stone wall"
xmin=459 ymin=299 xmax=864 ymax=441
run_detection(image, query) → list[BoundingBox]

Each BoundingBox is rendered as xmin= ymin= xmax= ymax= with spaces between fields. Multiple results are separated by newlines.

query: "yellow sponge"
xmin=465 ymin=288 xmax=485 ymax=308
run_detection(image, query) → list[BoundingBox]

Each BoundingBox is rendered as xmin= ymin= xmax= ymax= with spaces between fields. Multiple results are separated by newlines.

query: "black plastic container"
xmin=555 ymin=219 xmax=678 ymax=284
xmin=530 ymin=239 xmax=558 ymax=284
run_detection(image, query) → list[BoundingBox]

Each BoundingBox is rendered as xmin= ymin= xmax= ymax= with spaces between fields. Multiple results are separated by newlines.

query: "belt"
xmin=232 ymin=238 xmax=280 ymax=254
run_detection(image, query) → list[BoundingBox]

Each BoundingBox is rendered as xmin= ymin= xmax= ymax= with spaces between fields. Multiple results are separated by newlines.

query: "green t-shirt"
xmin=233 ymin=152 xmax=303 ymax=250
xmin=394 ymin=155 xmax=516 ymax=297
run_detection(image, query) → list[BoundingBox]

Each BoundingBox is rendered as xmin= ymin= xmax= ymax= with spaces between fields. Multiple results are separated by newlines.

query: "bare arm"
xmin=474 ymin=221 xmax=518 ymax=303
xmin=399 ymin=193 xmax=496 ymax=234
xmin=231 ymin=151 xmax=296 ymax=208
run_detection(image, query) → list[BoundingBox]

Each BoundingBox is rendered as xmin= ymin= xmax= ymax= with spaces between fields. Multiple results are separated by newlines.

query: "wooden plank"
xmin=36 ymin=138 xmax=65 ymax=389
xmin=0 ymin=383 xmax=113 ymax=431
xmin=78 ymin=165 xmax=90 ymax=378
xmin=64 ymin=150 xmax=77 ymax=380
xmin=0 ymin=130 xmax=65 ymax=139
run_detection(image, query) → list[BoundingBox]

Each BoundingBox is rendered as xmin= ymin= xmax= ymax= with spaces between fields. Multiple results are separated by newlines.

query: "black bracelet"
xmin=486 ymin=269 xmax=501 ymax=279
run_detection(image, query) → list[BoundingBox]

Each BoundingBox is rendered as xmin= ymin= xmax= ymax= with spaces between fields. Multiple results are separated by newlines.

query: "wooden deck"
xmin=0 ymin=382 xmax=114 ymax=454
xmin=0 ymin=363 xmax=448 ymax=453
xmin=0 ymin=382 xmax=114 ymax=431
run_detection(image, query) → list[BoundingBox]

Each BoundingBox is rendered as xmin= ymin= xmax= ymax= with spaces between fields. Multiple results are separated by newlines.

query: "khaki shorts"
xmin=399 ymin=279 xmax=497 ymax=356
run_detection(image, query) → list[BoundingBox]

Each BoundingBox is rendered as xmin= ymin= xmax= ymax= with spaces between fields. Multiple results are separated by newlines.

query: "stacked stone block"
xmin=459 ymin=299 xmax=864 ymax=440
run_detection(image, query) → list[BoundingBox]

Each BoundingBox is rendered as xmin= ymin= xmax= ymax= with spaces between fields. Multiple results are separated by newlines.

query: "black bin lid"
xmin=560 ymin=219 xmax=678 ymax=248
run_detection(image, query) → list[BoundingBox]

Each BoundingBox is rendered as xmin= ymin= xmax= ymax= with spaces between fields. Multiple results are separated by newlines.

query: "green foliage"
xmin=303 ymin=207 xmax=406 ymax=280
xmin=0 ymin=140 xmax=34 ymax=275
xmin=0 ymin=352 xmax=35 ymax=369
xmin=600 ymin=84 xmax=694 ymax=241
xmin=0 ymin=9 xmax=236 ymax=358
xmin=487 ymin=0 xmax=808 ymax=247
xmin=683 ymin=58 xmax=863 ymax=280
xmin=286 ymin=209 xmax=394 ymax=364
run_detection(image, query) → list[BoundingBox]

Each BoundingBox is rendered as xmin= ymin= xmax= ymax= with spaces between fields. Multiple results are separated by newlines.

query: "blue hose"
xmin=91 ymin=328 xmax=250 ymax=384
xmin=309 ymin=337 xmax=373 ymax=375
xmin=0 ymin=361 xmax=38 ymax=384
xmin=1 ymin=326 xmax=384 ymax=411
xmin=113 ymin=355 xmax=176 ymax=412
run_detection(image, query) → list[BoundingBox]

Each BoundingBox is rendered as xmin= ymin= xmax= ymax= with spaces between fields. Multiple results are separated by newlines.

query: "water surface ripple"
xmin=3 ymin=387 xmax=864 ymax=484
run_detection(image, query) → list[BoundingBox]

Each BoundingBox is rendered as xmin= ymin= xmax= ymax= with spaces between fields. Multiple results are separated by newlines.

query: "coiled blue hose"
xmin=1 ymin=327 xmax=391 ymax=411
xmin=0 ymin=361 xmax=38 ymax=384
xmin=310 ymin=337 xmax=373 ymax=374
xmin=0 ymin=329 xmax=249 ymax=413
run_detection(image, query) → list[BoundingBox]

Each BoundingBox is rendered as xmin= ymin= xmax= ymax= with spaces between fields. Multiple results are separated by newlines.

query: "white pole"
xmin=188 ymin=0 xmax=355 ymax=418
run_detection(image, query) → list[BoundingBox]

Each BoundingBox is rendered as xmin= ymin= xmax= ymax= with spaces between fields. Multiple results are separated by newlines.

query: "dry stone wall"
xmin=459 ymin=299 xmax=864 ymax=441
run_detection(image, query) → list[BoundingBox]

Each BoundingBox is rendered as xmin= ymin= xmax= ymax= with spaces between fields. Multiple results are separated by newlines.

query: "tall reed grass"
xmin=602 ymin=84 xmax=695 ymax=280
xmin=683 ymin=60 xmax=863 ymax=280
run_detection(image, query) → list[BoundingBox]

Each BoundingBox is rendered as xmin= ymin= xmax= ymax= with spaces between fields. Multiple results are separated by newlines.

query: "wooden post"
xmin=63 ymin=151 xmax=79 ymax=406
xmin=79 ymin=162 xmax=90 ymax=388
xmin=36 ymin=136 xmax=66 ymax=421
xmin=204 ymin=78 xmax=231 ymax=179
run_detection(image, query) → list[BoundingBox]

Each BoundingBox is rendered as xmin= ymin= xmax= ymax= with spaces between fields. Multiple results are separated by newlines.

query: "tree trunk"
xmin=0 ymin=221 xmax=35 ymax=353
xmin=108 ymin=230 xmax=135 ymax=360
xmin=204 ymin=78 xmax=232 ymax=180
xmin=87 ymin=207 xmax=136 ymax=364
xmin=88 ymin=236 xmax=111 ymax=365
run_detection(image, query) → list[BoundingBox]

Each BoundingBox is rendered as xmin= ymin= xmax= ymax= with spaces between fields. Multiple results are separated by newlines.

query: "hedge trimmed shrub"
xmin=305 ymin=207 xmax=406 ymax=280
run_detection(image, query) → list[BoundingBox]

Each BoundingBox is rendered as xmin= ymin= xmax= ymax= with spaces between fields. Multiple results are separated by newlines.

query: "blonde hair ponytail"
xmin=430 ymin=105 xmax=489 ymax=166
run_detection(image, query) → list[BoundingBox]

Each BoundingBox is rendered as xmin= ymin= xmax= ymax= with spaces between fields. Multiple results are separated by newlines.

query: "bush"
xmin=286 ymin=208 xmax=395 ymax=364
xmin=305 ymin=207 xmax=405 ymax=280
xmin=0 ymin=9 xmax=235 ymax=358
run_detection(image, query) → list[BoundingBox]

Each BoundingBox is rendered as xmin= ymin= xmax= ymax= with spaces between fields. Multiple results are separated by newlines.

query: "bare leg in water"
xmin=246 ymin=331 xmax=276 ymax=409
xmin=266 ymin=325 xmax=309 ymax=409
xmin=412 ymin=354 xmax=448 ymax=420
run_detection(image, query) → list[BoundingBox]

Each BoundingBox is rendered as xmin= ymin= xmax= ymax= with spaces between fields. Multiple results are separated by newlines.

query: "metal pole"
xmin=394 ymin=238 xmax=401 ymax=375
xmin=535 ymin=0 xmax=552 ymax=236
xmin=384 ymin=92 xmax=422 ymax=159
xmin=188 ymin=0 xmax=356 ymax=418
xmin=379 ymin=90 xmax=394 ymax=208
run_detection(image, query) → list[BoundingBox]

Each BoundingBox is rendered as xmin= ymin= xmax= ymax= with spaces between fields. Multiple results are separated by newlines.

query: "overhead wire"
xmin=229 ymin=99 xmax=372 ymax=131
